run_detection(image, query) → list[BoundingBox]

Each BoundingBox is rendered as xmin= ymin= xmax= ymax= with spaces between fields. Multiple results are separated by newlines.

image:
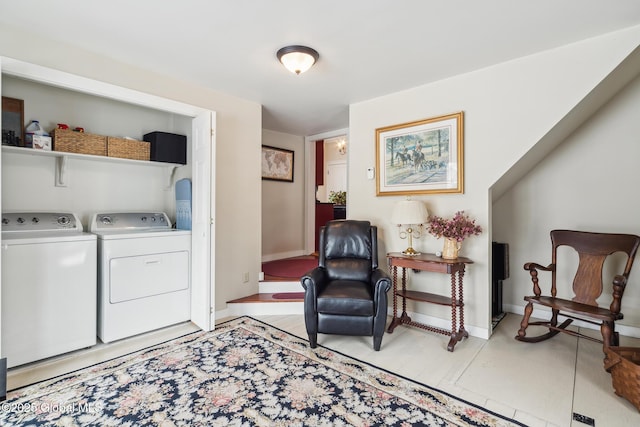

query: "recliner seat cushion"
xmin=317 ymin=280 xmax=374 ymax=316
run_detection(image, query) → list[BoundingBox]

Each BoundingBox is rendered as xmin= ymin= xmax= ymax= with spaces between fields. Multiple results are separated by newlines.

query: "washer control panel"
xmin=1 ymin=212 xmax=81 ymax=232
xmin=89 ymin=212 xmax=172 ymax=232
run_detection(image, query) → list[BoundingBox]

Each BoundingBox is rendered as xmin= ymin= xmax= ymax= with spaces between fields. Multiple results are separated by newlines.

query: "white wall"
xmin=0 ymin=25 xmax=263 ymax=312
xmin=494 ymin=73 xmax=640 ymax=331
xmin=261 ymin=129 xmax=305 ymax=261
xmin=348 ymin=26 xmax=640 ymax=338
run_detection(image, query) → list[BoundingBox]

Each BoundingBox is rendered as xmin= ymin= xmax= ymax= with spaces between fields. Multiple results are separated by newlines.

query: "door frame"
xmin=304 ymin=128 xmax=348 ymax=255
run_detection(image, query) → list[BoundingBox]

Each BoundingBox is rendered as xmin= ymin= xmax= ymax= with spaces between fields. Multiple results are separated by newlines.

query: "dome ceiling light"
xmin=276 ymin=45 xmax=319 ymax=75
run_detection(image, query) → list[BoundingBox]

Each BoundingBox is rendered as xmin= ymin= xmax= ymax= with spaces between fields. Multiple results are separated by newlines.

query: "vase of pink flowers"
xmin=427 ymin=211 xmax=482 ymax=259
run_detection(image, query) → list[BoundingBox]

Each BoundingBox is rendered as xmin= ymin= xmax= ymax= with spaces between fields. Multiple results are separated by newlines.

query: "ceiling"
xmin=2 ymin=1 xmax=640 ymax=136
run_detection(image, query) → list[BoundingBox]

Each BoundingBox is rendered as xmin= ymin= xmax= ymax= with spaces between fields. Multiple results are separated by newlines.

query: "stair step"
xmin=228 ymin=292 xmax=303 ymax=303
xmin=258 ymin=281 xmax=304 ymax=294
xmin=227 ymin=292 xmax=304 ymax=316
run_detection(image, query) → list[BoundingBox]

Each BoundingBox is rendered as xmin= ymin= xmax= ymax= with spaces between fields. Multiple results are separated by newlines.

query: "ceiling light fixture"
xmin=277 ymin=45 xmax=319 ymax=75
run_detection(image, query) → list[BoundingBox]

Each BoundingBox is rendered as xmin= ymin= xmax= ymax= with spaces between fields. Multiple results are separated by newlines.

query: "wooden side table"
xmin=386 ymin=252 xmax=473 ymax=351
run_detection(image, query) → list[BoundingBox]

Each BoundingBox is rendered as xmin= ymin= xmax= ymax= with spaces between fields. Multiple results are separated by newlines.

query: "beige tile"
xmin=572 ymin=330 xmax=640 ymax=426
xmin=512 ymin=410 xmax=549 ymax=427
xmin=484 ymin=399 xmax=517 ymax=421
xmin=456 ymin=314 xmax=577 ymax=425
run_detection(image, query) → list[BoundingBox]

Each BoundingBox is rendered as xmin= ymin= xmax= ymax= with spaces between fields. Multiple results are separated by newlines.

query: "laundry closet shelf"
xmin=2 ymin=145 xmax=182 ymax=188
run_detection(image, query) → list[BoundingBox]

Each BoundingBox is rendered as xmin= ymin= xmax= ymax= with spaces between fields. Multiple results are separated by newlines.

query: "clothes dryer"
xmin=89 ymin=212 xmax=191 ymax=343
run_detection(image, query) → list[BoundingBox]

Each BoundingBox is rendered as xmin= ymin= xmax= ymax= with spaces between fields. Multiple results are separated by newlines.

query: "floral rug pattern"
xmin=1 ymin=317 xmax=523 ymax=426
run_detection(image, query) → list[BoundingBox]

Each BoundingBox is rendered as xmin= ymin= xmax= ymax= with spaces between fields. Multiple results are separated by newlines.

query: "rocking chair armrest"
xmin=523 ymin=262 xmax=554 ymax=296
xmin=523 ymin=262 xmax=554 ymax=272
xmin=612 ymin=274 xmax=628 ymax=288
xmin=610 ymin=274 xmax=628 ymax=315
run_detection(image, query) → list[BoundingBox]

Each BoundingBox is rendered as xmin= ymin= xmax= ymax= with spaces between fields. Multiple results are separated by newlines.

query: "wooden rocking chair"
xmin=515 ymin=230 xmax=640 ymax=355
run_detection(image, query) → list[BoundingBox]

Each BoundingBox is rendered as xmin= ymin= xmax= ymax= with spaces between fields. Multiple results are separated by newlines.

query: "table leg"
xmin=458 ymin=269 xmax=469 ymax=340
xmin=447 ymin=270 xmax=458 ymax=351
xmin=446 ymin=269 xmax=469 ymax=351
xmin=388 ymin=266 xmax=398 ymax=332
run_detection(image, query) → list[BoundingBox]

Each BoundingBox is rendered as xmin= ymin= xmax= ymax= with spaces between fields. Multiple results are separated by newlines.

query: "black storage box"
xmin=143 ymin=131 xmax=187 ymax=165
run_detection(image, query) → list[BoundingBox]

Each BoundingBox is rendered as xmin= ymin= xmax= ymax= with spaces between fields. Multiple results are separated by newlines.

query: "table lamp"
xmin=391 ymin=199 xmax=428 ymax=255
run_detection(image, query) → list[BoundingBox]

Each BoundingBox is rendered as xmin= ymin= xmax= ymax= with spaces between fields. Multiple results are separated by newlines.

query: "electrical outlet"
xmin=243 ymin=272 xmax=249 ymax=283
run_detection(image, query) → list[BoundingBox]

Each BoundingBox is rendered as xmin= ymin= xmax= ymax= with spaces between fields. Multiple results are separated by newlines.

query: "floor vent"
xmin=573 ymin=413 xmax=595 ymax=426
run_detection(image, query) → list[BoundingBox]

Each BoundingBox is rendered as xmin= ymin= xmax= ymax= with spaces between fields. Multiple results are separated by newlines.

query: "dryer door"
xmin=110 ymin=250 xmax=189 ymax=303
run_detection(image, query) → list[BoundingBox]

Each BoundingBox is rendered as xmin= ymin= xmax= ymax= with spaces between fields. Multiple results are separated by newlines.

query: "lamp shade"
xmin=391 ymin=200 xmax=428 ymax=225
xmin=277 ymin=45 xmax=319 ymax=75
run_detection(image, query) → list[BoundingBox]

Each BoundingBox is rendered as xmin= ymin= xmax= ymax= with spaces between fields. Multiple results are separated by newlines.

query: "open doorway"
xmin=316 ymin=136 xmax=347 ymax=203
xmin=313 ymin=135 xmax=347 ymax=252
xmin=304 ymin=128 xmax=349 ymax=255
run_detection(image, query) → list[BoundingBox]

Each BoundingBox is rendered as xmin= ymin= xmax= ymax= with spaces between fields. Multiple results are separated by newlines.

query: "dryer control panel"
xmin=89 ymin=212 xmax=172 ymax=232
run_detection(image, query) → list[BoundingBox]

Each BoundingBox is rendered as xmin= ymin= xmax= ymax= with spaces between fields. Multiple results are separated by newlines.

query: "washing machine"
xmin=1 ymin=212 xmax=97 ymax=368
xmin=89 ymin=212 xmax=191 ymax=343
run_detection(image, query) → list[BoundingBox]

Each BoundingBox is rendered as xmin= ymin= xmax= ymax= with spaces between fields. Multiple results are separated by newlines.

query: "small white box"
xmin=32 ymin=135 xmax=52 ymax=151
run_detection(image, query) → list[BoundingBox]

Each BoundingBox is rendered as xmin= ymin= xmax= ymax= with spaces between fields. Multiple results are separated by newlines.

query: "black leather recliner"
xmin=301 ymin=220 xmax=392 ymax=351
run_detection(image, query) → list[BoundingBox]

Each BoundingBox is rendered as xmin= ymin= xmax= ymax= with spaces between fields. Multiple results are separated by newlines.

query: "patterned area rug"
xmin=1 ymin=317 xmax=524 ymax=426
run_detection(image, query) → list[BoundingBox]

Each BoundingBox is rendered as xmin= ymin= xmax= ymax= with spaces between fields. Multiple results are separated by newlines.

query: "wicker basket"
xmin=604 ymin=346 xmax=640 ymax=411
xmin=52 ymin=128 xmax=107 ymax=156
xmin=107 ymin=137 xmax=150 ymax=161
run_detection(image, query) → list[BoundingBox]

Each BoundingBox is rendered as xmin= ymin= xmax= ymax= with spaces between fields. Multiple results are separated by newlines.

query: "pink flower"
xmin=427 ymin=211 xmax=482 ymax=242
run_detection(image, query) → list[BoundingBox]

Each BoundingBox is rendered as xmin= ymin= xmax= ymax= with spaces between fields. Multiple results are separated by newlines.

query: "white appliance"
xmin=89 ymin=212 xmax=191 ymax=343
xmin=1 ymin=212 xmax=97 ymax=368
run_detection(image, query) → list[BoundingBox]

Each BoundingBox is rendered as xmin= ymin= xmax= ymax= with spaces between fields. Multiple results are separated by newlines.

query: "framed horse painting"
xmin=375 ymin=112 xmax=464 ymax=196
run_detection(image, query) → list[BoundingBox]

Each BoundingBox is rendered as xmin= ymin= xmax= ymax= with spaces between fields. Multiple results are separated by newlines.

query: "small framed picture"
xmin=261 ymin=145 xmax=294 ymax=182
xmin=2 ymin=96 xmax=25 ymax=146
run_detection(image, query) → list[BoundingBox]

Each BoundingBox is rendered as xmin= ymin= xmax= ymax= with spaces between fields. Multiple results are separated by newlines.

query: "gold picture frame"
xmin=376 ymin=112 xmax=464 ymax=196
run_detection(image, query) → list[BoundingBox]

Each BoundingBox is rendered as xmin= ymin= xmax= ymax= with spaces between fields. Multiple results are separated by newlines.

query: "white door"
xmin=326 ymin=161 xmax=347 ymax=197
xmin=190 ymin=111 xmax=215 ymax=331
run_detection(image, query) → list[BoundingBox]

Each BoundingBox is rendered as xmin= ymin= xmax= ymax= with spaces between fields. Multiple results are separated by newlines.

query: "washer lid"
xmin=1 ymin=231 xmax=97 ymax=244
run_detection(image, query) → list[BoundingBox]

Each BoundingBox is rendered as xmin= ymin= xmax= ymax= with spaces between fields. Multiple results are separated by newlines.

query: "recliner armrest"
xmin=301 ymin=267 xmax=328 ymax=294
xmin=370 ymin=269 xmax=391 ymax=293
xmin=371 ymin=269 xmax=392 ymax=313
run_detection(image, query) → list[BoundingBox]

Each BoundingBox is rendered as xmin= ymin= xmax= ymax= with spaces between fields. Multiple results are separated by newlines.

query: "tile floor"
xmin=7 ymin=313 xmax=640 ymax=426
